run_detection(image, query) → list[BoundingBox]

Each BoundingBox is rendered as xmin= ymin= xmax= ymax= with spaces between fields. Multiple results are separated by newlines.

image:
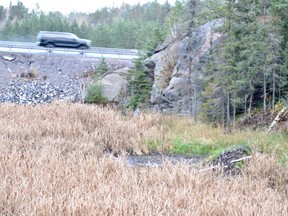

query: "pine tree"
xmin=166 ymin=0 xmax=188 ymax=38
xmin=127 ymin=58 xmax=152 ymax=109
xmin=0 ymin=6 xmax=5 ymax=21
xmin=202 ymin=0 xmax=287 ymax=127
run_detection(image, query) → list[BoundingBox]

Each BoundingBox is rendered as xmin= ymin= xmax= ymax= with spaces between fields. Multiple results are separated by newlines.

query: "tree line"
xmin=197 ymin=0 xmax=288 ymax=131
xmin=0 ymin=0 xmax=189 ymax=51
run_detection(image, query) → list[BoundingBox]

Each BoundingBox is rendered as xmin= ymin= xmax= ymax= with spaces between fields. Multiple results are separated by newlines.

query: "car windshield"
xmin=71 ymin=34 xmax=79 ymax=39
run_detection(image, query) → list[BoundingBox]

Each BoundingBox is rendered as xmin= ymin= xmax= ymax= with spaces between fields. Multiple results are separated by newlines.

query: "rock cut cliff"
xmin=146 ymin=18 xmax=224 ymax=115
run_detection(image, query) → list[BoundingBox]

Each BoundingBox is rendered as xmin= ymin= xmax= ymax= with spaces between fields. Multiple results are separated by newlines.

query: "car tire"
xmin=78 ymin=45 xmax=88 ymax=50
xmin=46 ymin=43 xmax=55 ymax=48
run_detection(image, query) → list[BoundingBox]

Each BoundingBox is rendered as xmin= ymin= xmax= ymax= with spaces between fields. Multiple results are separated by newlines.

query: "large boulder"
xmin=148 ymin=18 xmax=225 ymax=115
xmin=100 ymin=67 xmax=131 ymax=103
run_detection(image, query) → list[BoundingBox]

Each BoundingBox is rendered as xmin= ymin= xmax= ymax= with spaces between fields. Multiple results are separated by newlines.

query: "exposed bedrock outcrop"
xmin=146 ymin=18 xmax=224 ymax=115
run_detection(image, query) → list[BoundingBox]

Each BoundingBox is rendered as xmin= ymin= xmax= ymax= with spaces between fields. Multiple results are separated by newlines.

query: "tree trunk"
xmin=272 ymin=69 xmax=275 ymax=110
xmin=222 ymin=96 xmax=225 ymax=127
xmin=226 ymin=92 xmax=231 ymax=133
xmin=249 ymin=93 xmax=253 ymax=116
xmin=194 ymin=85 xmax=197 ymax=122
xmin=244 ymin=94 xmax=248 ymax=117
xmin=233 ymin=97 xmax=236 ymax=126
xmin=188 ymin=57 xmax=193 ymax=116
xmin=263 ymin=73 xmax=267 ymax=113
xmin=170 ymin=24 xmax=177 ymax=38
xmin=187 ymin=0 xmax=196 ymax=118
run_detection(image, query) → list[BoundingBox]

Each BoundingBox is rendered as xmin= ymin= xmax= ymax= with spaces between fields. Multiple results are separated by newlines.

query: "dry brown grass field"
xmin=0 ymin=102 xmax=287 ymax=215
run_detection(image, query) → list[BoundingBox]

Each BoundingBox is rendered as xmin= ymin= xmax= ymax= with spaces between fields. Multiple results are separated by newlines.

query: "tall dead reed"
xmin=0 ymin=102 xmax=164 ymax=156
xmin=0 ymin=103 xmax=287 ymax=215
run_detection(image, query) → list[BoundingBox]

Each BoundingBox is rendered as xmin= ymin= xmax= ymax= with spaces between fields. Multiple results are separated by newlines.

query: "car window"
xmin=66 ymin=34 xmax=75 ymax=40
xmin=70 ymin=34 xmax=79 ymax=40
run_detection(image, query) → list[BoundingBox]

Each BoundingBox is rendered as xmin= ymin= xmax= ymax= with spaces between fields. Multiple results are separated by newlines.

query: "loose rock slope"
xmin=0 ymin=78 xmax=80 ymax=105
xmin=0 ymin=53 xmax=134 ymax=104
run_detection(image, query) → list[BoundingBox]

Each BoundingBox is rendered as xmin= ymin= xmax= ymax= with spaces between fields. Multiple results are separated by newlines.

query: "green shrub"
xmin=86 ymin=82 xmax=107 ymax=103
xmin=95 ymin=58 xmax=108 ymax=77
xmin=86 ymin=59 xmax=109 ymax=104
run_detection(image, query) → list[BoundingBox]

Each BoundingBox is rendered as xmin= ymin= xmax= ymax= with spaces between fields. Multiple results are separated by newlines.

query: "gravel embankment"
xmin=0 ymin=79 xmax=81 ymax=105
xmin=0 ymin=53 xmax=134 ymax=105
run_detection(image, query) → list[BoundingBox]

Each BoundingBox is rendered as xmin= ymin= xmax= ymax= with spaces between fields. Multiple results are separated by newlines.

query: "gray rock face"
xmin=148 ymin=18 xmax=224 ymax=115
xmin=100 ymin=67 xmax=130 ymax=103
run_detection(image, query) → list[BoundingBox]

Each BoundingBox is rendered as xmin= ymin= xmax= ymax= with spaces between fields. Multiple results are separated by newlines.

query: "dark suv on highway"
xmin=36 ymin=31 xmax=91 ymax=49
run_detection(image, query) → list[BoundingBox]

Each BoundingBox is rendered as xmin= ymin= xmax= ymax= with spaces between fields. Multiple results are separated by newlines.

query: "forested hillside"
xmin=0 ymin=0 xmax=189 ymax=51
xmin=199 ymin=0 xmax=288 ymax=129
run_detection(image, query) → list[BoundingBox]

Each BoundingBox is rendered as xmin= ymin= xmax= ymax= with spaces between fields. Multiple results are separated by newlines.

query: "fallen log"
xmin=266 ymin=107 xmax=287 ymax=134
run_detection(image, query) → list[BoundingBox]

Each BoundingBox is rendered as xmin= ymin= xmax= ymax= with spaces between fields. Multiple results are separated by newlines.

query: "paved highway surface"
xmin=0 ymin=41 xmax=141 ymax=60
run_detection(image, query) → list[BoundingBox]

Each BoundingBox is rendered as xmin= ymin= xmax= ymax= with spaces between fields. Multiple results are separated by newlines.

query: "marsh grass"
xmin=164 ymin=116 xmax=288 ymax=163
xmin=0 ymin=103 xmax=287 ymax=215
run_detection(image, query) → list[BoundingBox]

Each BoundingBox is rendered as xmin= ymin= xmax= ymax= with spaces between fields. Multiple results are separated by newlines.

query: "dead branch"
xmin=266 ymin=107 xmax=287 ymax=134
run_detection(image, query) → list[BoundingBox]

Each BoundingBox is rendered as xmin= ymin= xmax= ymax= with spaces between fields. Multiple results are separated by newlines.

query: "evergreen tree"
xmin=70 ymin=20 xmax=80 ymax=36
xmin=166 ymin=0 xmax=188 ymax=38
xmin=1 ymin=19 xmax=14 ymax=40
xmin=202 ymin=0 xmax=287 ymax=127
xmin=0 ymin=6 xmax=5 ymax=21
xmin=79 ymin=22 xmax=90 ymax=38
xmin=9 ymin=1 xmax=28 ymax=20
xmin=128 ymin=58 xmax=153 ymax=109
xmin=146 ymin=24 xmax=165 ymax=56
